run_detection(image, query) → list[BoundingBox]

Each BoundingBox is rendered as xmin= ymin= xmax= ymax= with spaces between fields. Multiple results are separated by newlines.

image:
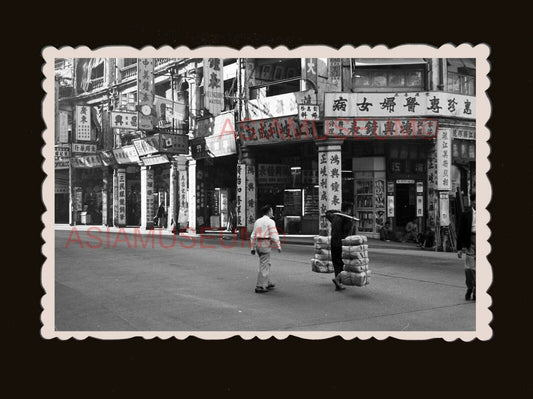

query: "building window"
xmin=353 ymin=67 xmax=425 ymax=91
xmin=447 ymin=72 xmax=475 ymax=95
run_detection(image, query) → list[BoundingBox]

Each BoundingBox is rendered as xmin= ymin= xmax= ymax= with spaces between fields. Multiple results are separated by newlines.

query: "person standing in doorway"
xmin=250 ymin=205 xmax=282 ymax=294
xmin=326 ymin=202 xmax=356 ymax=291
xmin=457 ymin=192 xmax=476 ymax=300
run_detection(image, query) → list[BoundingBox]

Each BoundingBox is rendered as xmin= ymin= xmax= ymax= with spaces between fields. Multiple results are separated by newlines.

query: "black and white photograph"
xmin=42 ymin=45 xmax=491 ymax=340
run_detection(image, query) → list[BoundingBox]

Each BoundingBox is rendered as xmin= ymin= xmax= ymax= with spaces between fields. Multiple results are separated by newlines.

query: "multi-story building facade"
xmin=55 ymin=57 xmax=476 ymax=249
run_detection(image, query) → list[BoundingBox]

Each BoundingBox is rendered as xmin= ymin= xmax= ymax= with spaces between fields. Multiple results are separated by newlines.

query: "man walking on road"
xmin=250 ymin=205 xmax=282 ymax=293
xmin=457 ymin=192 xmax=476 ymax=301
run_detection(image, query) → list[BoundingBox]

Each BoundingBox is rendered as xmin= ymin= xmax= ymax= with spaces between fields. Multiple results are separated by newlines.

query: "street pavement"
xmin=53 ymin=227 xmax=475 ymax=331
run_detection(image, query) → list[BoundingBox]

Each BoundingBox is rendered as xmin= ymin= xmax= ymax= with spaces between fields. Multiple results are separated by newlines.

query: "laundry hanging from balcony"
xmin=76 ymin=58 xmax=105 ymax=93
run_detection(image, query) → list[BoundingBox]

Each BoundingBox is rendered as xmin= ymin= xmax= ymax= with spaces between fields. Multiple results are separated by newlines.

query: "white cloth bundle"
xmin=314 ymin=242 xmax=331 ymax=250
xmin=343 ymin=262 xmax=369 ymax=273
xmin=311 ymin=258 xmax=335 ymax=273
xmin=314 ymin=236 xmax=331 ymax=245
xmin=338 ymin=270 xmax=371 ymax=286
xmin=341 ymin=235 xmax=368 ymax=246
xmin=314 ymin=253 xmax=332 ymax=261
xmin=341 ymin=246 xmax=369 ymax=260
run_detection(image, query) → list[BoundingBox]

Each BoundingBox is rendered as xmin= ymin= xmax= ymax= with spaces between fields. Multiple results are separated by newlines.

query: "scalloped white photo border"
xmin=41 ymin=44 xmax=492 ymax=341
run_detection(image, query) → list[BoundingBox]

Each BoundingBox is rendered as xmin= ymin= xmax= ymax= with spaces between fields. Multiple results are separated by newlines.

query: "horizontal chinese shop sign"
xmin=325 ymin=118 xmax=438 ymax=139
xmin=113 ymin=145 xmax=140 ymax=165
xmin=72 ymin=143 xmax=97 ymax=153
xmin=141 ymin=154 xmax=169 ymax=166
xmin=452 ymin=128 xmax=475 ymax=140
xmin=247 ymin=90 xmax=316 ymax=120
xmin=237 ymin=116 xmax=318 ymax=146
xmin=324 ymin=92 xmax=475 ymax=119
xmin=110 ymin=111 xmax=138 ymax=130
xmin=191 ymin=133 xmax=236 ymax=159
xmin=71 ymin=154 xmax=103 ymax=168
xmin=133 ymin=135 xmax=160 ymax=157
xmin=158 ymin=133 xmax=189 ymax=154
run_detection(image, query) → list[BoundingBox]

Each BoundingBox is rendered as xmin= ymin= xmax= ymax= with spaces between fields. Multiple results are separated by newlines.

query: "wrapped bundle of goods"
xmin=311 ymin=258 xmax=335 ymax=273
xmin=338 ymin=270 xmax=371 ymax=287
xmin=340 ymin=235 xmax=371 ymax=286
xmin=341 ymin=235 xmax=368 ymax=246
xmin=311 ymin=236 xmax=334 ymax=273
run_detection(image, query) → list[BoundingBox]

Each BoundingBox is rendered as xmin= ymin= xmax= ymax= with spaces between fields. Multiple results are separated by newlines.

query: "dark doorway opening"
xmin=396 ymin=183 xmax=416 ymax=228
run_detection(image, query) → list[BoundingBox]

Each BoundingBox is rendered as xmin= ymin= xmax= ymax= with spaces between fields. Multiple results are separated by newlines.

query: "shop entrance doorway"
xmin=395 ymin=182 xmax=416 ymax=229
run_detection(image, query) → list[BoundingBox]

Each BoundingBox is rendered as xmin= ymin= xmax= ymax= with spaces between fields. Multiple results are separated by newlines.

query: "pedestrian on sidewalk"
xmin=457 ymin=192 xmax=476 ymax=300
xmin=326 ymin=202 xmax=356 ymax=291
xmin=250 ymin=205 xmax=282 ymax=294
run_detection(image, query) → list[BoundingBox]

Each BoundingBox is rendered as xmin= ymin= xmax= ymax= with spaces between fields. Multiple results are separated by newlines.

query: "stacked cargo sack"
xmin=338 ymin=235 xmax=371 ymax=286
xmin=311 ymin=235 xmax=335 ymax=273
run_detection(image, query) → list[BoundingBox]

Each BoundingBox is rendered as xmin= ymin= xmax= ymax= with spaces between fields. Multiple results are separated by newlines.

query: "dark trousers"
xmin=465 ymin=269 xmax=476 ymax=292
xmin=331 ymin=245 xmax=343 ymax=277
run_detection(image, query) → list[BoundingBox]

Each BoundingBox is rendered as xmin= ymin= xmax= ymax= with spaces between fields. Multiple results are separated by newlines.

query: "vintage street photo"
xmin=42 ymin=45 xmax=491 ymax=340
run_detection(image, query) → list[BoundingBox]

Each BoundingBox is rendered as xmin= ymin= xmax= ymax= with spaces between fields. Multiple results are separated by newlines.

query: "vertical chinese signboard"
xmin=178 ymin=167 xmax=188 ymax=227
xmin=146 ymin=168 xmax=155 ymax=226
xmin=58 ymin=110 xmax=69 ymax=143
xmin=416 ymin=181 xmax=424 ymax=217
xmin=245 ymin=164 xmax=256 ymax=232
xmin=137 ymin=59 xmax=155 ymax=130
xmin=440 ymin=192 xmax=450 ymax=226
xmin=76 ymin=105 xmax=91 ymax=141
xmin=203 ymin=58 xmax=224 ymax=115
xmin=317 ymin=147 xmax=342 ymax=232
xmin=117 ymin=169 xmax=126 ymax=226
xmin=436 ymin=128 xmax=451 ymax=191
xmin=302 ymin=58 xmax=318 ymax=91
xmin=236 ymin=163 xmax=246 ymax=228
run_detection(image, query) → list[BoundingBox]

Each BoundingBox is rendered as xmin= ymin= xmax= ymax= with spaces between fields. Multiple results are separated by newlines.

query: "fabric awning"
xmin=353 ymin=58 xmax=427 ymax=66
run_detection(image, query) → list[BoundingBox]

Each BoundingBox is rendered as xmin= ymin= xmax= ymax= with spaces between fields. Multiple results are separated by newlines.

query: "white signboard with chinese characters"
xmin=113 ymin=145 xmax=140 ymax=164
xmin=436 ymin=128 xmax=452 ymax=191
xmin=324 ymin=92 xmax=475 ymax=119
xmin=117 ymin=169 xmax=127 ymax=226
xmin=417 ymin=196 xmax=424 ymax=217
xmin=247 ymin=90 xmax=315 ymax=120
xmin=133 ymin=136 xmax=159 ymax=157
xmin=439 ymin=192 xmax=450 ymax=226
xmin=203 ymin=58 xmax=224 ymax=115
xmin=387 ymin=195 xmax=395 ymax=217
xmin=452 ymin=128 xmax=476 ymax=140
xmin=110 ymin=111 xmax=138 ymax=130
xmin=298 ymin=104 xmax=319 ymax=121
xmin=55 ymin=145 xmax=70 ymax=169
xmin=71 ymin=154 xmax=103 ymax=168
xmin=141 ymin=154 xmax=169 ymax=166
xmin=237 ymin=116 xmax=317 ymax=146
xmin=325 ymin=117 xmax=438 ymax=139
xmin=245 ymin=164 xmax=257 ymax=231
xmin=75 ymin=105 xmax=91 ymax=141
xmin=58 ymin=110 xmax=69 ymax=143
xmin=72 ymin=143 xmax=97 ymax=153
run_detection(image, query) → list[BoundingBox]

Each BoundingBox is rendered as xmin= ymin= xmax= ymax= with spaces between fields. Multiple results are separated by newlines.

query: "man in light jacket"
xmin=250 ymin=204 xmax=282 ymax=294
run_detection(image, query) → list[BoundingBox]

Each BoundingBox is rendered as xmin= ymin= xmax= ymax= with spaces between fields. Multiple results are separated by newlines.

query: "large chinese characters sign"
xmin=203 ymin=58 xmax=224 ymax=115
xmin=324 ymin=92 xmax=475 ymax=119
xmin=137 ymin=59 xmax=155 ymax=130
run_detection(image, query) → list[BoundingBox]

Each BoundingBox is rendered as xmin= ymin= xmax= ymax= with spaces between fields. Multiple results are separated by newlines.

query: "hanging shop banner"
xmin=237 ymin=116 xmax=317 ymax=145
xmin=436 ymin=128 xmax=452 ymax=191
xmin=110 ymin=111 xmax=138 ymax=130
xmin=257 ymin=164 xmax=290 ymax=185
xmin=133 ymin=136 xmax=160 ymax=157
xmin=302 ymin=58 xmax=318 ymax=92
xmin=71 ymin=154 xmax=103 ymax=168
xmin=141 ymin=154 xmax=169 ymax=166
xmin=247 ymin=90 xmax=315 ymax=120
xmin=298 ymin=104 xmax=319 ymax=121
xmin=145 ymin=168 xmax=155 ymax=226
xmin=75 ymin=105 xmax=91 ymax=141
xmin=113 ymin=145 xmax=140 ymax=165
xmin=55 ymin=145 xmax=70 ymax=169
xmin=157 ymin=133 xmax=189 ymax=154
xmin=439 ymin=192 xmax=450 ymax=226
xmin=203 ymin=58 xmax=224 ymax=115
xmin=196 ymin=111 xmax=236 ymax=138
xmin=190 ymin=134 xmax=236 ymax=159
xmin=328 ymin=58 xmax=342 ymax=82
xmin=137 ymin=58 xmax=155 ymax=130
xmin=72 ymin=143 xmax=97 ymax=153
xmin=245 ymin=164 xmax=257 ymax=230
xmin=117 ymin=169 xmax=127 ymax=226
xmin=452 ymin=128 xmax=475 ymax=140
xmin=178 ymin=167 xmax=189 ymax=225
xmin=236 ymin=163 xmax=246 ymax=227
xmin=99 ymin=150 xmax=116 ymax=167
xmin=58 ymin=110 xmax=69 ymax=143
xmin=324 ymin=92 xmax=475 ymax=119
xmin=387 ymin=195 xmax=395 ymax=217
